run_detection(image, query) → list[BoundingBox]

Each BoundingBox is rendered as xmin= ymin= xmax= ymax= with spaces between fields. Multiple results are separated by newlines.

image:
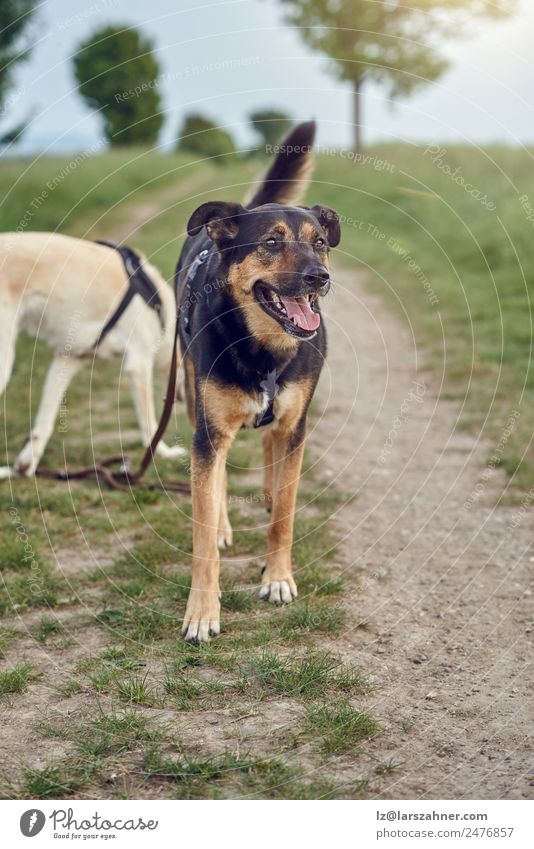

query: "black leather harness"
xmin=179 ymin=247 xmax=281 ymax=429
xmin=92 ymin=240 xmax=165 ymax=349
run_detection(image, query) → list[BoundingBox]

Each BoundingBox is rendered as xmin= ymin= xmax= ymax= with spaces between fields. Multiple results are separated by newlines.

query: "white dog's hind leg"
xmin=0 ymin=329 xmax=16 ymax=397
xmin=126 ymin=359 xmax=186 ymax=460
xmin=0 ymin=307 xmax=19 ymax=478
xmin=15 ymin=353 xmax=84 ymax=476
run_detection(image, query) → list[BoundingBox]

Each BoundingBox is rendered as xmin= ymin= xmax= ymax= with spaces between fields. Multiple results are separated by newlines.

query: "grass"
xmin=238 ymin=650 xmax=369 ymax=699
xmin=142 ymin=746 xmax=366 ymax=800
xmin=0 ymin=148 xmax=217 ymax=237
xmin=115 ymin=673 xmax=161 ymax=706
xmin=314 ymin=144 xmax=534 ymax=494
xmin=306 ymin=703 xmax=381 ymax=754
xmin=35 ymin=615 xmax=64 ymax=643
xmin=17 ymin=765 xmax=84 ymax=799
xmin=276 ymin=600 xmax=346 ymax=638
xmin=0 ymin=663 xmax=40 ymax=696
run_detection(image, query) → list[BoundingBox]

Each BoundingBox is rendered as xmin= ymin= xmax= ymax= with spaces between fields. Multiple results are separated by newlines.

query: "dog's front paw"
xmin=182 ymin=587 xmax=221 ymax=644
xmin=259 ymin=573 xmax=297 ymax=604
xmin=156 ymin=441 xmax=187 ymax=460
xmin=0 ymin=466 xmax=15 ymax=480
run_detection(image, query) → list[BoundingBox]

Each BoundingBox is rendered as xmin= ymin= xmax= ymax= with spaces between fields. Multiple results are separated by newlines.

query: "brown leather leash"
xmin=34 ymin=244 xmax=191 ymax=494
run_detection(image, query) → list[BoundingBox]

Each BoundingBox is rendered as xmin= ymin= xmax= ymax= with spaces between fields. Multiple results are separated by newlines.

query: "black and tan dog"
xmin=175 ymin=121 xmax=340 ymax=643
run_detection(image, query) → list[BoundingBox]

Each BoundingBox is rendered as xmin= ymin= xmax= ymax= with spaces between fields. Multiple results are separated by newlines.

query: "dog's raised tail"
xmin=247 ymin=120 xmax=316 ymax=208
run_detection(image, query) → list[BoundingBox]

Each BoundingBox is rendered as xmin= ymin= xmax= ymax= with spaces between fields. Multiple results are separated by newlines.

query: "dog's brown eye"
xmin=314 ymin=238 xmax=326 ymax=249
xmin=265 ymin=238 xmax=278 ymax=248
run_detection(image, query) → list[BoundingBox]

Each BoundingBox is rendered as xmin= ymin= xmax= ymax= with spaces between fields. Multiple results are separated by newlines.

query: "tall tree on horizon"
xmin=73 ymin=25 xmax=164 ymax=147
xmin=272 ymin=0 xmax=516 ymax=154
xmin=0 ymin=0 xmax=37 ymax=145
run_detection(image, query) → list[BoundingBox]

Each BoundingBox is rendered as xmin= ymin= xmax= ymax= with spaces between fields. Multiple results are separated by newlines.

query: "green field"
xmin=0 ymin=141 xmax=532 ymax=799
xmin=315 ymin=143 xmax=534 ymax=493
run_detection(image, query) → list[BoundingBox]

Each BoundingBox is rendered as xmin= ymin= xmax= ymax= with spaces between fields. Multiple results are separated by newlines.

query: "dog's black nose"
xmin=302 ymin=265 xmax=330 ymax=294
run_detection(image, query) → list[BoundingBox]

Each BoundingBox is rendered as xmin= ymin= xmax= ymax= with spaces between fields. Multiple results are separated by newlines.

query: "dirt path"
xmin=314 ymin=268 xmax=533 ymax=799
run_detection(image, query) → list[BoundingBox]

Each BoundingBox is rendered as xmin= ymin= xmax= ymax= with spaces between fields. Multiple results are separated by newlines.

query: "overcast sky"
xmin=5 ymin=0 xmax=534 ymax=153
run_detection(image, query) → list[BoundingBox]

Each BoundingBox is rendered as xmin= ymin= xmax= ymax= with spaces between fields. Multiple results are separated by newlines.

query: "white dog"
xmin=0 ymin=231 xmax=185 ymax=477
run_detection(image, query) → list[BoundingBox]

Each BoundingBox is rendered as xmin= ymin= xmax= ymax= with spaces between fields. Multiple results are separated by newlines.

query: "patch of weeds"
xmin=234 ymin=758 xmax=344 ymax=800
xmin=104 ymin=655 xmax=146 ymax=671
xmin=292 ymin=516 xmax=338 ymax=569
xmin=143 ymin=746 xmax=276 ymax=798
xmin=17 ymin=764 xmax=84 ymax=799
xmin=306 ymin=703 xmax=380 ymax=754
xmin=297 ymin=564 xmax=344 ymax=597
xmin=79 ymin=653 xmax=146 ymax=693
xmin=52 ymin=679 xmax=83 ymax=698
xmin=75 ymin=709 xmax=159 ymax=758
xmin=86 ymin=666 xmax=121 ymax=693
xmin=298 ymin=485 xmax=349 ymax=514
xmin=375 ymin=759 xmax=399 ymax=775
xmin=277 ymin=601 xmax=346 ymax=638
xmin=220 ymin=584 xmax=254 ymax=612
xmin=125 ymin=606 xmax=174 ymax=643
xmin=35 ymin=615 xmax=64 ymax=643
xmin=162 ymin=669 xmax=203 ymax=706
xmin=0 ymin=627 xmax=17 ymax=658
xmin=401 ymin=720 xmax=414 ymax=733
xmin=96 ymin=609 xmax=125 ymax=628
xmin=169 ymin=649 xmax=204 ymax=670
xmin=0 ymin=662 xmax=40 ymax=696
xmin=76 ymin=648 xmax=145 ymax=675
xmin=0 ymin=568 xmax=63 ymax=613
xmin=0 ymin=533 xmax=40 ymax=572
xmin=433 ymin=741 xmax=454 ymax=757
xmin=143 ymin=746 xmax=369 ymax=800
xmin=164 ymin=572 xmax=191 ymax=603
xmin=115 ymin=673 xmax=161 ymax=706
xmin=97 ymin=604 xmax=175 ymax=643
xmin=112 ymin=539 xmax=174 ymax=577
xmin=162 ymin=665 xmax=225 ymax=710
xmin=239 ymin=650 xmax=368 ymax=699
xmin=219 ymin=625 xmax=274 ymax=653
xmin=449 ymin=707 xmax=479 ymax=718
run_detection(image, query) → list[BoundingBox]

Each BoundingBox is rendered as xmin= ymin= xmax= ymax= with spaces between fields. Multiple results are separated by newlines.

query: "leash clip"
xmin=254 ymin=368 xmax=279 ymax=428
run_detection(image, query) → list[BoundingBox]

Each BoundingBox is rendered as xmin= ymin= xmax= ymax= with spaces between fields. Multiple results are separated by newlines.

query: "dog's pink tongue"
xmin=280 ymin=295 xmax=320 ymax=331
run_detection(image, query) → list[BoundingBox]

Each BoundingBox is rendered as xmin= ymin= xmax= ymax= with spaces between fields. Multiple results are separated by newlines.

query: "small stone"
xmin=425 ymin=690 xmax=438 ymax=700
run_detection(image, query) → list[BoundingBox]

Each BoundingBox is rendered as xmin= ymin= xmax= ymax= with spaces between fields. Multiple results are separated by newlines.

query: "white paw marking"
xmin=182 ymin=618 xmax=220 ymax=644
xmin=156 ymin=442 xmax=187 ymax=460
xmin=259 ymin=580 xmax=297 ymax=604
xmin=0 ymin=466 xmax=15 ymax=480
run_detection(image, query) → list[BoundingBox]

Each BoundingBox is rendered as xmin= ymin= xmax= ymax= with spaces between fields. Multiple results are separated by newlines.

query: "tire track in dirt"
xmin=313 ymin=268 xmax=533 ymax=799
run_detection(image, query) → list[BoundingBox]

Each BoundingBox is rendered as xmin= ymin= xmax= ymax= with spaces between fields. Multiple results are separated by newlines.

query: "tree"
xmin=273 ymin=0 xmax=516 ymax=154
xmin=249 ymin=108 xmax=293 ymax=149
xmin=73 ymin=25 xmax=163 ymax=147
xmin=177 ymin=113 xmax=236 ymax=163
xmin=0 ymin=0 xmax=37 ymax=145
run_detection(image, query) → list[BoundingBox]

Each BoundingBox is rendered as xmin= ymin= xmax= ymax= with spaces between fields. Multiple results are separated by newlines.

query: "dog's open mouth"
xmin=254 ymin=282 xmax=321 ymax=338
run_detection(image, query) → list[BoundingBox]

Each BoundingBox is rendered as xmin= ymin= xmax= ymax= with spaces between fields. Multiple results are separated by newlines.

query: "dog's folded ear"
xmin=310 ymin=204 xmax=341 ymax=248
xmin=187 ymin=201 xmax=246 ymax=243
